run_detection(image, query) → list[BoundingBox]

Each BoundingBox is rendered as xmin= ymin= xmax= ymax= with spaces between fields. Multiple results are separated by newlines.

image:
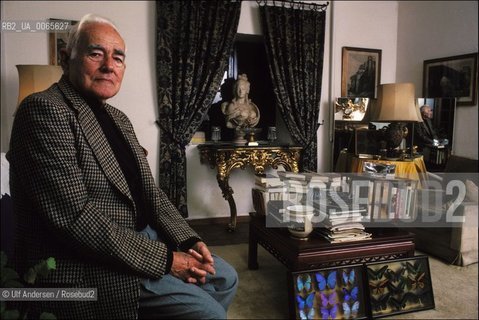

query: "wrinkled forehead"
xmin=77 ymin=22 xmax=126 ymax=51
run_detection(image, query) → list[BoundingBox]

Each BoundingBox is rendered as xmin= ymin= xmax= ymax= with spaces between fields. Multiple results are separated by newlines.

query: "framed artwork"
xmin=341 ymin=47 xmax=382 ymax=98
xmin=423 ymin=53 xmax=478 ymax=106
xmin=48 ymin=18 xmax=78 ymax=65
xmin=334 ymin=97 xmax=370 ymax=121
xmin=291 ymin=265 xmax=368 ymax=319
xmin=365 ymin=255 xmax=435 ymax=319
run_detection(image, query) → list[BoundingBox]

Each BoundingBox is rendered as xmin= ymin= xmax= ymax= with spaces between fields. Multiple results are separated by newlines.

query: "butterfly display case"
xmin=291 ymin=264 xmax=368 ymax=320
xmin=365 ymin=255 xmax=435 ymax=318
xmin=289 ymin=255 xmax=435 ymax=319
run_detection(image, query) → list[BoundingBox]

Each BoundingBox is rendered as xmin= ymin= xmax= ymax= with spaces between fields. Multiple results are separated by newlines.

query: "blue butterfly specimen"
xmin=367 ymin=265 xmax=388 ymax=281
xmin=297 ymin=274 xmax=312 ymax=292
xmin=299 ymin=308 xmax=315 ymax=320
xmin=342 ymin=269 xmax=356 ymax=286
xmin=320 ymin=304 xmax=338 ymax=320
xmin=342 ymin=301 xmax=360 ymax=319
xmin=316 ymin=271 xmax=337 ymax=291
xmin=296 ymin=292 xmax=315 ymax=310
xmin=342 ymin=286 xmax=358 ymax=302
xmin=319 ymin=291 xmax=337 ymax=307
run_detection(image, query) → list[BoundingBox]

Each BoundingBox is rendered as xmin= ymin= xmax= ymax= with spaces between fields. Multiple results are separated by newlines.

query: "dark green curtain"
xmin=259 ymin=1 xmax=327 ymax=171
xmin=156 ymin=0 xmax=241 ymax=217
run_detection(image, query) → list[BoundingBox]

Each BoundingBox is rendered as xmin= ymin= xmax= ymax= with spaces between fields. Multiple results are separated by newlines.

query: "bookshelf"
xmin=349 ymin=175 xmax=419 ymax=225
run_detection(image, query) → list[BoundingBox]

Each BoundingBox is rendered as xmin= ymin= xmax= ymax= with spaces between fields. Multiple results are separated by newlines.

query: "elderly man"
xmin=414 ymin=104 xmax=439 ymax=150
xmin=7 ymin=14 xmax=237 ymax=319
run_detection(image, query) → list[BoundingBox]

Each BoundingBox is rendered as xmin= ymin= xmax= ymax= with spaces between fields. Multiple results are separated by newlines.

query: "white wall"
xmin=1 ymin=1 xmax=159 ymax=175
xmin=396 ymin=1 xmax=478 ymax=159
xmin=2 ymin=1 xmax=476 ymax=221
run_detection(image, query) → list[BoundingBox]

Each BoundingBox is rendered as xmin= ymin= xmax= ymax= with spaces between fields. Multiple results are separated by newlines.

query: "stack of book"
xmin=313 ymin=190 xmax=371 ymax=243
xmin=252 ymin=174 xmax=286 ymax=215
xmin=278 ymin=172 xmax=309 ymax=204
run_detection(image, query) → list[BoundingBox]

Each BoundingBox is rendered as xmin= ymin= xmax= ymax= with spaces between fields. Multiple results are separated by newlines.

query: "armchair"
xmin=409 ymin=155 xmax=478 ymax=266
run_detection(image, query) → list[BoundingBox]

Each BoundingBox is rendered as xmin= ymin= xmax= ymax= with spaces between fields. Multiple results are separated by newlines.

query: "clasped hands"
xmin=170 ymin=241 xmax=215 ymax=284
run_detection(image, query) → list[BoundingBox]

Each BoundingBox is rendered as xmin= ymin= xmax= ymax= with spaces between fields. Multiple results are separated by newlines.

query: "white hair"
xmin=66 ymin=14 xmax=121 ymax=59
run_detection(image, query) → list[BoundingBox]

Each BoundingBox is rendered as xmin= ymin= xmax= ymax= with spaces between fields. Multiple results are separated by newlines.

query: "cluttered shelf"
xmin=251 ymin=170 xmax=419 ymax=244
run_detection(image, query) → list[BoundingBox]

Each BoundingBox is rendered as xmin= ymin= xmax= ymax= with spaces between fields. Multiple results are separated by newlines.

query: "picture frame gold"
xmin=48 ymin=18 xmax=78 ymax=65
xmin=341 ymin=47 xmax=382 ymax=99
xmin=423 ymin=53 xmax=478 ymax=106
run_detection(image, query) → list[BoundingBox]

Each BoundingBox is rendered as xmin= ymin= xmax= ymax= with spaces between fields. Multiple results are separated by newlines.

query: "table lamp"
xmin=372 ymin=83 xmax=422 ymax=158
xmin=16 ymin=65 xmax=63 ymax=106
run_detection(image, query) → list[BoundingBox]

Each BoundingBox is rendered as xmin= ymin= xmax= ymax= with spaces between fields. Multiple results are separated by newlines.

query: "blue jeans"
xmin=138 ymin=225 xmax=238 ymax=319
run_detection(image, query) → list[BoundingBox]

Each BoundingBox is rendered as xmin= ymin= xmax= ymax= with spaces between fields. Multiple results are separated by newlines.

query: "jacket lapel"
xmin=58 ymin=78 xmax=133 ymax=202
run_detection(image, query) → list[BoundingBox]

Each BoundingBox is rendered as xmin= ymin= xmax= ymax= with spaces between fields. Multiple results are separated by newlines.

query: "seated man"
xmin=7 ymin=14 xmax=237 ymax=319
xmin=414 ymin=104 xmax=439 ymax=151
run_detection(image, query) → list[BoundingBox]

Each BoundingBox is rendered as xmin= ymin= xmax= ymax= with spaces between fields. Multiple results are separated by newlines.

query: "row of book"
xmin=351 ymin=178 xmax=417 ymax=221
xmin=252 ymin=171 xmax=347 ymax=216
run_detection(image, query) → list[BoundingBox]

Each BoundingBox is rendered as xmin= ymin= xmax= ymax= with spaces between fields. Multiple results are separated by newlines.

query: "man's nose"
xmin=100 ymin=56 xmax=115 ymax=72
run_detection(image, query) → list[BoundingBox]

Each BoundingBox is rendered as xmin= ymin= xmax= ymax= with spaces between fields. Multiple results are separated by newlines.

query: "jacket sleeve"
xmin=414 ymin=122 xmax=434 ymax=146
xmin=8 ymin=95 xmax=180 ymax=279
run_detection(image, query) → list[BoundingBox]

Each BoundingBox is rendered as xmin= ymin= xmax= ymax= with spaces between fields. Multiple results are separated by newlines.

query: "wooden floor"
xmin=188 ymin=218 xmax=249 ymax=246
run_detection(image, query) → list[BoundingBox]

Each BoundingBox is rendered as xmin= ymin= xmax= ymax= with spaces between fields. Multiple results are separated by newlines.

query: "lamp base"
xmin=378 ymin=122 xmax=409 ymax=158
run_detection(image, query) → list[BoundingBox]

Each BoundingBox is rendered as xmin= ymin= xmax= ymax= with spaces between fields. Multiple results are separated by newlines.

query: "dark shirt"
xmin=91 ymin=105 xmax=148 ymax=231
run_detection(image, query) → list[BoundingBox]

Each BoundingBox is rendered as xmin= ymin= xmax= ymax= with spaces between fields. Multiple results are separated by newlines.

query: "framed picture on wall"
xmin=341 ymin=47 xmax=382 ymax=99
xmin=48 ymin=18 xmax=78 ymax=65
xmin=423 ymin=53 xmax=478 ymax=106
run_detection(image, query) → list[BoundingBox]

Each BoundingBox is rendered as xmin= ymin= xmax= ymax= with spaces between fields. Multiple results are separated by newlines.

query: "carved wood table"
xmin=197 ymin=143 xmax=302 ymax=231
xmin=248 ymin=212 xmax=415 ymax=319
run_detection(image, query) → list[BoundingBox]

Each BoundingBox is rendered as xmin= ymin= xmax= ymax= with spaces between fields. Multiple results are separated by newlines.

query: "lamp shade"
xmin=16 ymin=65 xmax=63 ymax=106
xmin=374 ymin=83 xmax=422 ymax=122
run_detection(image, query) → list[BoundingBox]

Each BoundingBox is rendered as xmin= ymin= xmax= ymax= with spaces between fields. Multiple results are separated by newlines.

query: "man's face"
xmin=422 ymin=106 xmax=433 ymax=119
xmin=65 ymin=23 xmax=126 ymax=104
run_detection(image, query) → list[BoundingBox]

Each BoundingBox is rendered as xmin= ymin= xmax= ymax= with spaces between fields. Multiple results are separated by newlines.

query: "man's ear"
xmin=59 ymin=48 xmax=70 ymax=74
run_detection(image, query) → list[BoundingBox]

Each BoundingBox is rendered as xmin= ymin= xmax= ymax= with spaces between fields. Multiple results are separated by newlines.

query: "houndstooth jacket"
xmin=7 ymin=77 xmax=201 ymax=319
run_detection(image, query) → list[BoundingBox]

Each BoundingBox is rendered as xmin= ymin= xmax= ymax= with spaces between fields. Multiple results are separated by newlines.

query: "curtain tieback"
xmin=155 ymin=120 xmax=188 ymax=150
xmin=303 ymin=136 xmax=316 ymax=151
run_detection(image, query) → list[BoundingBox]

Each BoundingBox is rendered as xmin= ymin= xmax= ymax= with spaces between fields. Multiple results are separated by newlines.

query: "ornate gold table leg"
xmin=217 ymin=174 xmax=237 ymax=232
xmin=214 ymin=151 xmax=239 ymax=231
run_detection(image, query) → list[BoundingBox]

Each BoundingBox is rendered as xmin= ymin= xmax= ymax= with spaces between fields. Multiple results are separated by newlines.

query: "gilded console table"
xmin=197 ymin=143 xmax=302 ymax=231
